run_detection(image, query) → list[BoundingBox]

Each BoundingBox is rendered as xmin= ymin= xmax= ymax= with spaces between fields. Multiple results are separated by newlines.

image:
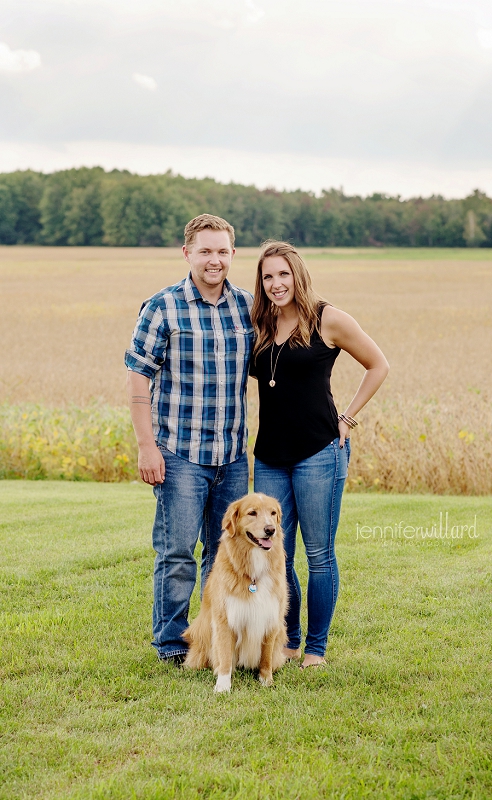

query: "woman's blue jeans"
xmin=254 ymin=438 xmax=350 ymax=658
xmin=152 ymin=448 xmax=249 ymax=660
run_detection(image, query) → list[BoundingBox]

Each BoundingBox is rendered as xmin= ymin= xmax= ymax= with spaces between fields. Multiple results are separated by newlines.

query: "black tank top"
xmin=252 ymin=305 xmax=341 ymax=467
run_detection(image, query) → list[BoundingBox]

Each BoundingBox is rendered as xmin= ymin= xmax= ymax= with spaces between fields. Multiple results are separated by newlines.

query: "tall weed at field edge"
xmin=1 ymin=396 xmax=491 ymax=492
xmin=0 ymin=403 xmax=137 ymax=481
xmin=348 ymin=393 xmax=492 ymax=494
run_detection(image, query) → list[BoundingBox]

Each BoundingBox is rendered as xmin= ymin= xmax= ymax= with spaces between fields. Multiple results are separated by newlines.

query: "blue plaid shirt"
xmin=125 ymin=274 xmax=253 ymax=466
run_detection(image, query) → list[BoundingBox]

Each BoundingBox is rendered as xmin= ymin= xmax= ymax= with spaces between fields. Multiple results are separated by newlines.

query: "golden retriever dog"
xmin=183 ymin=493 xmax=288 ymax=693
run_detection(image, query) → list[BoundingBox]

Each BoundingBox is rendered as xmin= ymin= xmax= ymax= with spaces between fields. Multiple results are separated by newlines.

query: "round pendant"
xmin=248 ymin=583 xmax=257 ymax=593
xmin=269 ymin=380 xmax=276 ymax=387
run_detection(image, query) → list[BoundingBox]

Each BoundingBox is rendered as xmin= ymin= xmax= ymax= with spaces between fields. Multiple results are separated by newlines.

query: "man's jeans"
xmin=151 ymin=448 xmax=249 ymax=659
xmin=254 ymin=438 xmax=350 ymax=658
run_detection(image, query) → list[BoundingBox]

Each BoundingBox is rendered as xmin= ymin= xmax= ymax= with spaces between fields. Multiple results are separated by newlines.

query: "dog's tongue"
xmin=259 ymin=538 xmax=273 ymax=550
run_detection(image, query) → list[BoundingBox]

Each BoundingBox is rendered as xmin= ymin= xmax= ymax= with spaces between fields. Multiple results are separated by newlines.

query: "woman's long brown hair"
xmin=251 ymin=241 xmax=325 ymax=358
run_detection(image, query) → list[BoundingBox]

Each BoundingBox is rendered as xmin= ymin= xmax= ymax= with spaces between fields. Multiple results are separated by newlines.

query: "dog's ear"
xmin=274 ymin=499 xmax=282 ymax=524
xmin=222 ymin=501 xmax=241 ymax=538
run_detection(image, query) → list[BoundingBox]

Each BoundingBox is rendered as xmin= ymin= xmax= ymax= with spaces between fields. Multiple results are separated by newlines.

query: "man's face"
xmin=183 ymin=230 xmax=235 ymax=293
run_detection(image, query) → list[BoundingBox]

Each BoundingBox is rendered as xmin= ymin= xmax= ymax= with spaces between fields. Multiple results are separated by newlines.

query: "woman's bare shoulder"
xmin=320 ymin=304 xmax=359 ymax=340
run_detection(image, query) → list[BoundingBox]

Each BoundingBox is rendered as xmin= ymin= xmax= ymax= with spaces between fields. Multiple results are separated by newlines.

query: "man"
xmin=125 ymin=214 xmax=253 ymax=663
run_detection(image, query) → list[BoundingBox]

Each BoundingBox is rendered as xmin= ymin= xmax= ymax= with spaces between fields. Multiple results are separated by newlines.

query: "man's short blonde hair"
xmin=184 ymin=214 xmax=235 ymax=249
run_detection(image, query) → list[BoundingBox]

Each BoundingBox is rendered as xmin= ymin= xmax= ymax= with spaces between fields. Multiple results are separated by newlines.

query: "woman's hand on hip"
xmin=338 ymin=419 xmax=351 ymax=448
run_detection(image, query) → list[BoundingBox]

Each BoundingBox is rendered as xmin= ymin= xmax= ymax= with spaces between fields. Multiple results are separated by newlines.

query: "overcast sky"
xmin=1 ymin=0 xmax=492 ymax=196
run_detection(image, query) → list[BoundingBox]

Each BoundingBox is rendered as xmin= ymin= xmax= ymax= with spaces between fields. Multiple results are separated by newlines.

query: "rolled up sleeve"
xmin=124 ymin=301 xmax=168 ymax=378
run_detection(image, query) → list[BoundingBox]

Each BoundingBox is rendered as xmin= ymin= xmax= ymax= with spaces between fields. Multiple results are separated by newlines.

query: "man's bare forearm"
xmin=127 ymin=371 xmax=155 ymax=446
xmin=127 ymin=370 xmax=165 ymax=484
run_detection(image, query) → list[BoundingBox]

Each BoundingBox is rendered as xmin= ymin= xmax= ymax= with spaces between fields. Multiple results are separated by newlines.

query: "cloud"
xmin=214 ymin=18 xmax=236 ymax=30
xmin=244 ymin=1 xmax=265 ymax=25
xmin=0 ymin=42 xmax=41 ymax=73
xmin=477 ymin=29 xmax=492 ymax=48
xmin=132 ymin=72 xmax=157 ymax=91
xmin=211 ymin=0 xmax=264 ymax=29
xmin=2 ymin=0 xmax=492 ymax=176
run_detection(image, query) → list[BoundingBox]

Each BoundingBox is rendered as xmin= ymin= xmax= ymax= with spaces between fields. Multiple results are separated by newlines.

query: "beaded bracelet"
xmin=338 ymin=413 xmax=358 ymax=429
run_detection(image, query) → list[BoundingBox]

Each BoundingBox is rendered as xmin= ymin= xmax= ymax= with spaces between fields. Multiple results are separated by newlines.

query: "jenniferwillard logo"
xmin=356 ymin=512 xmax=479 ymax=542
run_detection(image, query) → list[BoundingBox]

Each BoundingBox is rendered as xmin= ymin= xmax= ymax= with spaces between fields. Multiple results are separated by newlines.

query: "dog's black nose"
xmin=263 ymin=525 xmax=275 ymax=537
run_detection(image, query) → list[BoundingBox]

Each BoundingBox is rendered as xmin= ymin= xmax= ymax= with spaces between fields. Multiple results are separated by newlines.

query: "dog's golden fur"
xmin=183 ymin=493 xmax=288 ymax=693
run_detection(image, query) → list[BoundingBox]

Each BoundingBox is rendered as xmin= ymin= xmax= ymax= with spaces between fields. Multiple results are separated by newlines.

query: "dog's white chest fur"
xmin=225 ymin=572 xmax=280 ymax=669
xmin=225 ymin=574 xmax=278 ymax=633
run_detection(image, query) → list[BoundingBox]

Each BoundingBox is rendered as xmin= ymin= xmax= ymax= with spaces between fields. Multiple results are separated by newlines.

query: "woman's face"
xmin=261 ymin=256 xmax=296 ymax=310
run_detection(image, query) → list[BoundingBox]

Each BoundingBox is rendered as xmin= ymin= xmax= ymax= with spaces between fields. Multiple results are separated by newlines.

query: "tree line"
xmin=1 ymin=166 xmax=492 ymax=247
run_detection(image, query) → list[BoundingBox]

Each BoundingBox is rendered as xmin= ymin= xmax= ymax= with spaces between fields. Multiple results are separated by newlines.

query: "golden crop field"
xmin=1 ymin=245 xmax=491 ymax=493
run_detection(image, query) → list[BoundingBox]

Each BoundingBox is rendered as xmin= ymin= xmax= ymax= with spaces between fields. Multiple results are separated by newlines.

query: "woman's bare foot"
xmin=300 ymin=654 xmax=327 ymax=669
xmin=283 ymin=647 xmax=301 ymax=661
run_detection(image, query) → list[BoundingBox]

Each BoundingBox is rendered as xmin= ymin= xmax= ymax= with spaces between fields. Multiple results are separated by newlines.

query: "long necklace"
xmin=269 ymin=340 xmax=287 ymax=387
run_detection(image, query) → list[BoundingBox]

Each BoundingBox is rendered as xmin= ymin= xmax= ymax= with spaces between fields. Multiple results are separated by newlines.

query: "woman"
xmin=251 ymin=241 xmax=389 ymax=669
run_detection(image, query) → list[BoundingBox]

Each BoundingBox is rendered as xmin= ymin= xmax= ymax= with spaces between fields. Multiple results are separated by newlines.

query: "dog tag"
xmin=248 ymin=581 xmax=257 ymax=593
xmin=269 ymin=380 xmax=276 ymax=387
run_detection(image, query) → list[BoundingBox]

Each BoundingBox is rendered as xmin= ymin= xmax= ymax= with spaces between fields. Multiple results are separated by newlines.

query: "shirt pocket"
xmin=231 ymin=324 xmax=254 ymax=336
xmin=227 ymin=324 xmax=254 ymax=361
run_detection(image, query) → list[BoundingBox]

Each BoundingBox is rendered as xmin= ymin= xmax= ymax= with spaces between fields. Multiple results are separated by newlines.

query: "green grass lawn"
xmin=1 ymin=482 xmax=491 ymax=800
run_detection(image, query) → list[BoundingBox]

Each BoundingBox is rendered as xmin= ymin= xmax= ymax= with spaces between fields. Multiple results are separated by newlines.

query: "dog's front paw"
xmin=258 ymin=672 xmax=273 ymax=687
xmin=214 ymin=673 xmax=232 ymax=693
